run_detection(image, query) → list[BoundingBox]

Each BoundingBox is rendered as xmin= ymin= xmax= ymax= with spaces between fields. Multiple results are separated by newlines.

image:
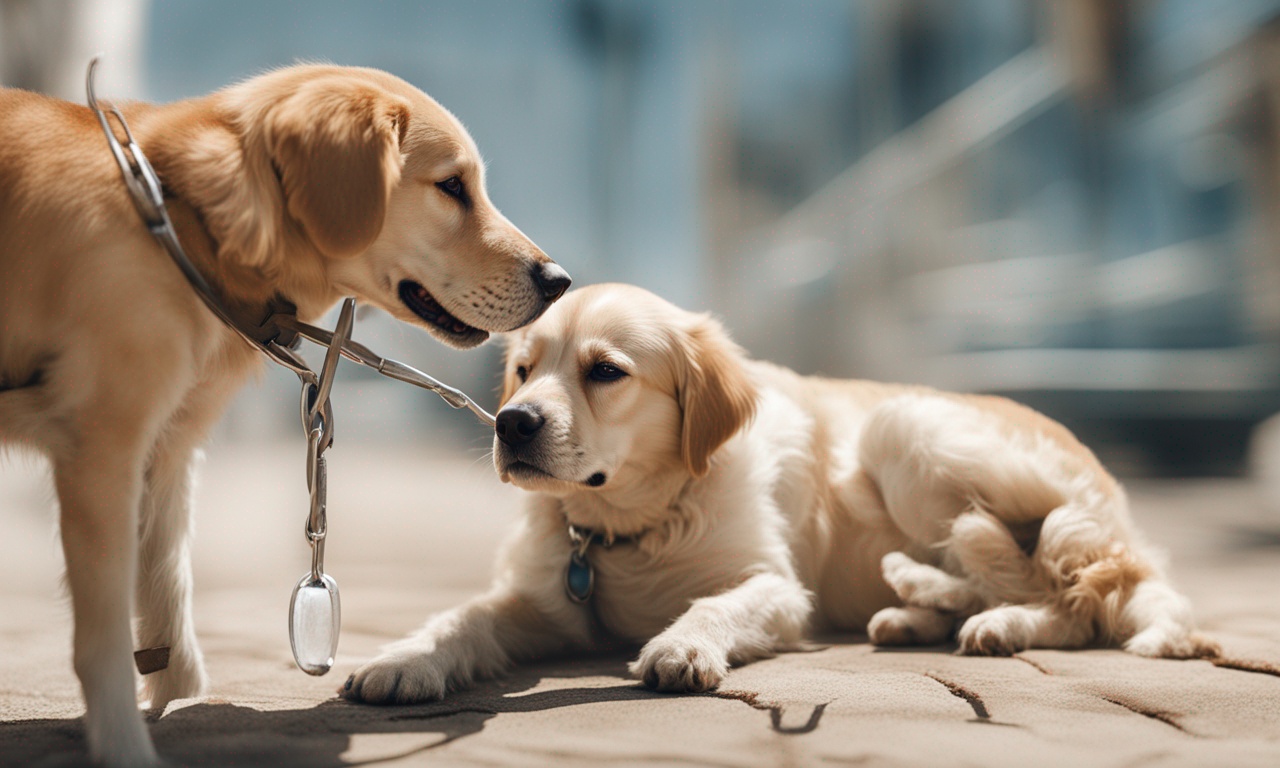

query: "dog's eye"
xmin=516 ymin=365 xmax=529 ymax=382
xmin=588 ymin=362 xmax=627 ymax=382
xmin=436 ymin=176 xmax=465 ymax=200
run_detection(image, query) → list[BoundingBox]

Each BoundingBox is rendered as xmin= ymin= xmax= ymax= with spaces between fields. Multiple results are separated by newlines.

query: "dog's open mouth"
xmin=398 ymin=280 xmax=488 ymax=342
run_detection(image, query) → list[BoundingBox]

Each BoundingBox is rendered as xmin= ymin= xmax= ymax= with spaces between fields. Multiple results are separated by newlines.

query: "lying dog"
xmin=0 ymin=65 xmax=569 ymax=766
xmin=343 ymin=283 xmax=1216 ymax=704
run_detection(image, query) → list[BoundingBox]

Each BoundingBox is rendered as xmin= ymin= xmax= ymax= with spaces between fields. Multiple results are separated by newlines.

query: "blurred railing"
xmin=722 ymin=4 xmax=1280 ymax=473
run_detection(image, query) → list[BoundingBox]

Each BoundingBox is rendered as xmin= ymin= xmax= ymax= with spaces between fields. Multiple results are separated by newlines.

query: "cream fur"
xmin=345 ymin=283 xmax=1216 ymax=705
xmin=0 ymin=66 xmax=563 ymax=767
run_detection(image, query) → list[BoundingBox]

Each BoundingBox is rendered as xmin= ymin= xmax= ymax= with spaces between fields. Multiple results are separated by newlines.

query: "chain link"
xmin=297 ymin=299 xmax=353 ymax=583
xmin=304 ymin=414 xmax=328 ymax=581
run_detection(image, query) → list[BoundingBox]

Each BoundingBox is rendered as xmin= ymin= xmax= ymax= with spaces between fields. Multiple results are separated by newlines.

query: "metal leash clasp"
xmin=287 ymin=299 xmax=354 ymax=675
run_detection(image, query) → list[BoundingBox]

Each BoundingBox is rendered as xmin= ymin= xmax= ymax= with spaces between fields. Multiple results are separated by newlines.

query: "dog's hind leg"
xmin=861 ymin=394 xmax=1107 ymax=603
xmin=868 ymin=547 xmax=989 ymax=648
xmin=878 ymin=551 xmax=985 ymax=615
xmin=1120 ymin=579 xmax=1219 ymax=659
xmin=957 ymin=602 xmax=1092 ymax=655
xmin=1032 ymin=494 xmax=1214 ymax=657
xmin=946 ymin=507 xmax=1049 ymax=605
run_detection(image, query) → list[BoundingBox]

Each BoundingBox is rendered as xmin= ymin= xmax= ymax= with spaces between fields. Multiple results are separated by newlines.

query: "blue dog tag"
xmin=565 ymin=552 xmax=594 ymax=603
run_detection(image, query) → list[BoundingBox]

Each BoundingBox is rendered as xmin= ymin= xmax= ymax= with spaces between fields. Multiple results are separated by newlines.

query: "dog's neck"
xmin=124 ymin=99 xmax=341 ymax=324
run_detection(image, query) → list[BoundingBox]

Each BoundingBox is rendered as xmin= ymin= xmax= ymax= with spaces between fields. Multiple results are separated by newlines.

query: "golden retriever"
xmin=0 ymin=65 xmax=569 ymax=766
xmin=343 ymin=283 xmax=1216 ymax=704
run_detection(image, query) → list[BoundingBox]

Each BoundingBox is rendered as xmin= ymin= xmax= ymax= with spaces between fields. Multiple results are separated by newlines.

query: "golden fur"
xmin=0 ymin=65 xmax=566 ymax=766
xmin=344 ymin=283 xmax=1215 ymax=704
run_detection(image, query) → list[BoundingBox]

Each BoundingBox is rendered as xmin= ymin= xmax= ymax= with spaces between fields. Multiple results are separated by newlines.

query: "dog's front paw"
xmin=1124 ymin=627 xmax=1220 ymax=660
xmin=630 ymin=634 xmax=727 ymax=693
xmin=957 ymin=607 xmax=1031 ymax=656
xmin=341 ymin=648 xmax=451 ymax=705
xmin=140 ymin=648 xmax=207 ymax=712
xmin=868 ymin=606 xmax=953 ymax=646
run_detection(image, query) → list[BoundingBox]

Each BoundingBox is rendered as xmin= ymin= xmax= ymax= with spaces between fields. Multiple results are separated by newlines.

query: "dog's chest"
xmin=584 ymin=543 xmax=755 ymax=641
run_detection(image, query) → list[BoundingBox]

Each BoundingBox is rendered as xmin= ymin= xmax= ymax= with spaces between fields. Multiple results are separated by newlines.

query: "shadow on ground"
xmin=4 ymin=655 xmax=667 ymax=767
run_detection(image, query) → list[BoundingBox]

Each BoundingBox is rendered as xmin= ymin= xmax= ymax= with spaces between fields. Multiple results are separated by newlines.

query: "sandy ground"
xmin=2 ymin=439 xmax=1279 ymax=767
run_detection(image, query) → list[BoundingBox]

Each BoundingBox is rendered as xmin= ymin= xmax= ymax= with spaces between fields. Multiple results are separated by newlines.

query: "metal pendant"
xmin=289 ymin=573 xmax=341 ymax=675
xmin=565 ymin=551 xmax=594 ymax=603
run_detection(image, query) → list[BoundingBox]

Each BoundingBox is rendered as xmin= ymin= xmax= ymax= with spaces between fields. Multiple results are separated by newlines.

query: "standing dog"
xmin=344 ymin=283 xmax=1215 ymax=704
xmin=0 ymin=65 xmax=568 ymax=766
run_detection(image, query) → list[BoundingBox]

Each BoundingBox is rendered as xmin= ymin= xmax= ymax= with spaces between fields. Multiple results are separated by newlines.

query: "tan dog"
xmin=344 ymin=283 xmax=1215 ymax=704
xmin=0 ymin=65 xmax=568 ymax=766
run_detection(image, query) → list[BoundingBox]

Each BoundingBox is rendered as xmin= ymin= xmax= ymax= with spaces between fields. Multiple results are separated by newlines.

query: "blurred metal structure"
xmin=0 ymin=0 xmax=147 ymax=99
xmin=720 ymin=0 xmax=1280 ymax=473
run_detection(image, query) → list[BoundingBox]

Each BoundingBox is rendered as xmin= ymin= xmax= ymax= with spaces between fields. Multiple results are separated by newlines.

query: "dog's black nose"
xmin=496 ymin=404 xmax=545 ymax=446
xmin=532 ymin=262 xmax=572 ymax=303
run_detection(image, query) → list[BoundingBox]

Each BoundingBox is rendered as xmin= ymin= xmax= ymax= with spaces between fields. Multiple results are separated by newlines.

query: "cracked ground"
xmin=2 ymin=442 xmax=1279 ymax=767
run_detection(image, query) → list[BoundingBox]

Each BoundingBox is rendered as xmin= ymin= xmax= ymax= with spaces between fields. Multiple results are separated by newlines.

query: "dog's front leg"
xmin=630 ymin=571 xmax=812 ymax=693
xmin=343 ymin=588 xmax=590 ymax=704
xmin=55 ymin=435 xmax=159 ymax=767
xmin=135 ymin=442 xmax=208 ymax=710
xmin=133 ymin=379 xmax=242 ymax=712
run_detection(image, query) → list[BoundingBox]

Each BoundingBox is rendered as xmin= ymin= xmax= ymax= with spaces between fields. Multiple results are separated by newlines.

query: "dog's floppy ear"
xmin=265 ymin=77 xmax=410 ymax=259
xmin=676 ymin=315 xmax=758 ymax=477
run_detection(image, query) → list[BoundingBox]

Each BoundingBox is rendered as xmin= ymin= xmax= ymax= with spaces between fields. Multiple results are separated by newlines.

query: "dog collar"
xmin=564 ymin=523 xmax=640 ymax=604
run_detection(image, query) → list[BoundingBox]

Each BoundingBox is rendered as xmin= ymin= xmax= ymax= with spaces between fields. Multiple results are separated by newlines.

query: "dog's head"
xmin=492 ymin=284 xmax=757 ymax=499
xmin=198 ymin=65 xmax=567 ymax=348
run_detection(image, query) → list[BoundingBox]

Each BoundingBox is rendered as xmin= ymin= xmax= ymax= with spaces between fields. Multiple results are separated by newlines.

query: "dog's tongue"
xmin=412 ymin=284 xmax=467 ymax=331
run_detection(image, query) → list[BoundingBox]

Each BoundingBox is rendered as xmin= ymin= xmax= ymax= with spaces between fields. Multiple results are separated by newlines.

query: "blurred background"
xmin=5 ymin=0 xmax=1280 ymax=481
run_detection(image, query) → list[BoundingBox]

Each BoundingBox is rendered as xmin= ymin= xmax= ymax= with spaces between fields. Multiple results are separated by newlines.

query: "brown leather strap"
xmin=134 ymin=646 xmax=171 ymax=675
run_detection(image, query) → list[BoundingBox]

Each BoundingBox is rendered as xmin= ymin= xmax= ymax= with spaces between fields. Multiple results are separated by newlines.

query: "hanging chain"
xmin=298 ymin=298 xmax=353 ymax=585
xmin=304 ymin=411 xmax=329 ymax=581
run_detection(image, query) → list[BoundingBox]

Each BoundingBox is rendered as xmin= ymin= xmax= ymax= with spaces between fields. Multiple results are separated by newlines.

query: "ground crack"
xmin=924 ymin=673 xmax=998 ymax=723
xmin=1099 ymin=696 xmax=1195 ymax=736
xmin=1013 ymin=653 xmax=1051 ymax=675
xmin=715 ymin=690 xmax=828 ymax=734
xmin=1210 ymin=656 xmax=1280 ymax=679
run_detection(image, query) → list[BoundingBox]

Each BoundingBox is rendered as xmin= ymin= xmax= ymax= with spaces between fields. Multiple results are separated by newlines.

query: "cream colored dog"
xmin=344 ymin=283 xmax=1215 ymax=704
xmin=0 ymin=65 xmax=568 ymax=766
